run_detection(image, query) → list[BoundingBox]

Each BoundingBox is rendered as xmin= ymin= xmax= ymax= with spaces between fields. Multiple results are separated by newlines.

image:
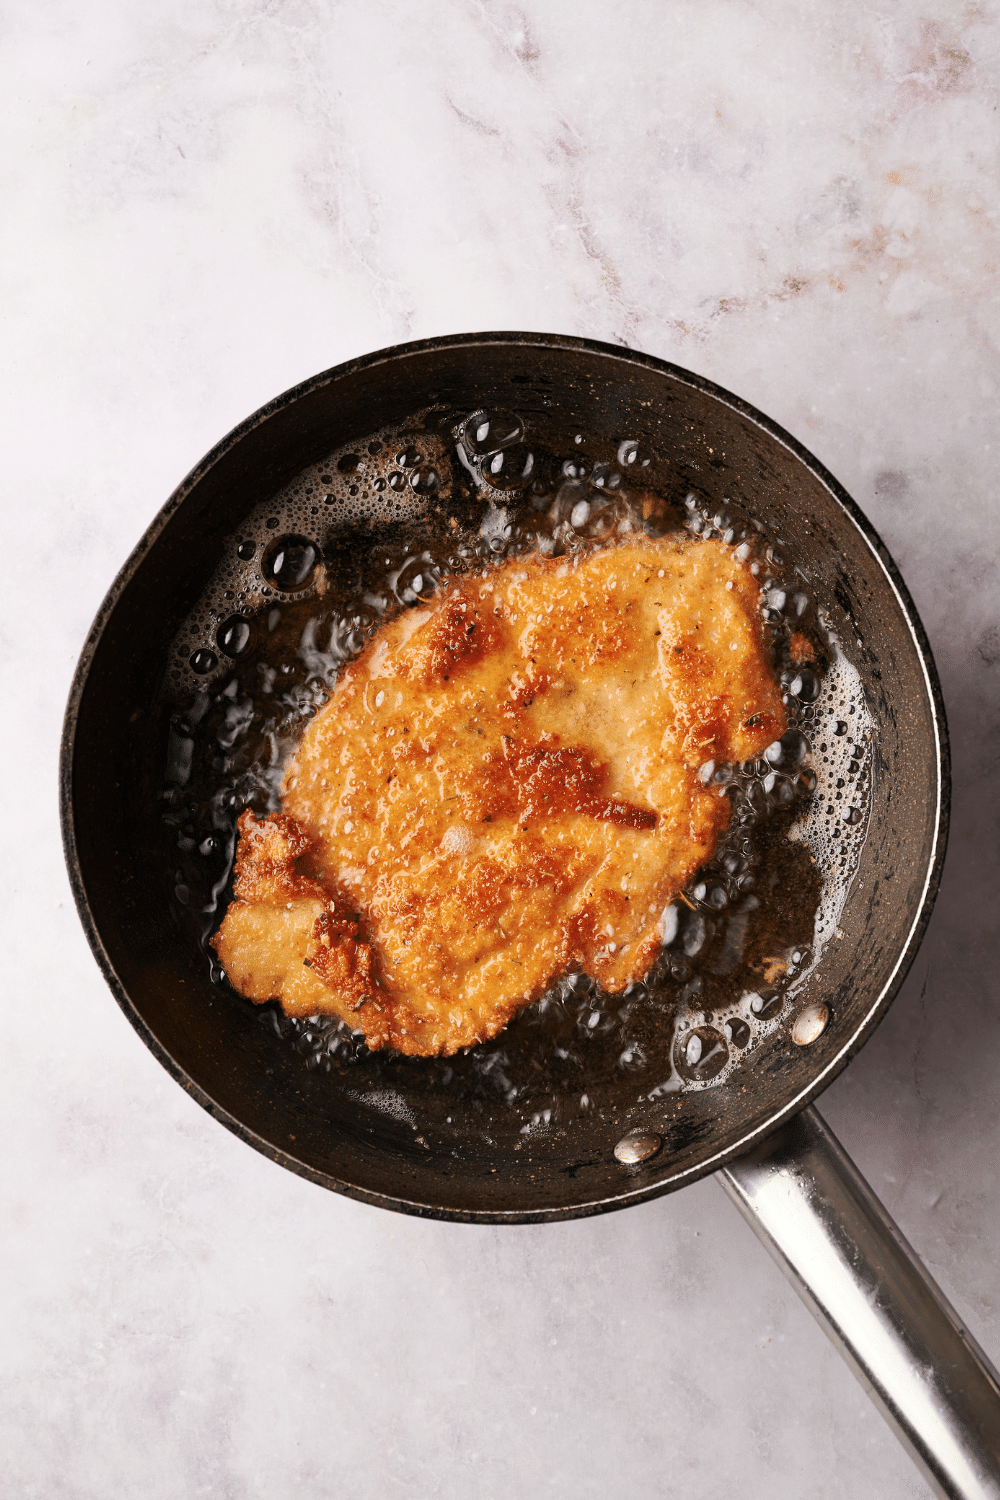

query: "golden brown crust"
xmin=230 ymin=811 xmax=320 ymax=904
xmin=213 ymin=534 xmax=786 ymax=1055
xmin=211 ymin=810 xmax=382 ymax=1020
xmin=788 ymin=631 xmax=815 ymax=665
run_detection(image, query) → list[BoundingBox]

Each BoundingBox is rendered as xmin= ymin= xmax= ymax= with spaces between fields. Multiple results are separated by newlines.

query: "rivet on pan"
xmin=792 ymin=1003 xmax=830 ymax=1047
xmin=614 ymin=1132 xmax=662 ymax=1165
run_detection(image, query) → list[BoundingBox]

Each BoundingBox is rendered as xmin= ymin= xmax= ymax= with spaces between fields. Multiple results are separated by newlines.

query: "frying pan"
xmin=59 ymin=332 xmax=1000 ymax=1497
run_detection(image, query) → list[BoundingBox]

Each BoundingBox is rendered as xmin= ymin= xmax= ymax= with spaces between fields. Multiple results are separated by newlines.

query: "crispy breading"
xmin=211 ymin=811 xmax=379 ymax=1019
xmin=212 ymin=533 xmax=785 ymax=1055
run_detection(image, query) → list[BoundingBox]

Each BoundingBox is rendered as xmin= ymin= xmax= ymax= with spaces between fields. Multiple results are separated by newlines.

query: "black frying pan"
xmin=59 ymin=334 xmax=1000 ymax=1496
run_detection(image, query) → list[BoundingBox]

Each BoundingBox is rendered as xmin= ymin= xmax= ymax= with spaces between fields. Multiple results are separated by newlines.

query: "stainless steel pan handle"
xmin=719 ymin=1105 xmax=1000 ymax=1499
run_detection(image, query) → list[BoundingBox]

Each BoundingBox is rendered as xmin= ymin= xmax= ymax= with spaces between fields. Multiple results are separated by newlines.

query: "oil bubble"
xmin=462 ymin=410 xmax=524 ymax=457
xmin=409 ymin=466 xmax=439 ymax=494
xmin=682 ymin=911 xmax=708 ymax=957
xmin=590 ymin=463 xmax=621 ymax=490
xmin=618 ymin=1042 xmax=648 ymax=1072
xmin=190 ymin=648 xmax=217 ymax=675
xmin=617 ymin=439 xmax=652 ymax=469
xmin=789 ymin=669 xmax=819 ymax=702
xmin=217 ymin=616 xmax=251 ymax=658
xmin=675 ymin=1026 xmax=728 ymax=1082
xmin=693 ymin=881 xmax=727 ymax=910
xmin=485 ymin=444 xmax=535 ymax=490
xmin=749 ymin=990 xmax=784 ymax=1021
xmin=780 ymin=729 xmax=809 ymax=764
xmin=661 ymin=904 xmax=681 ymax=946
xmin=390 ymin=553 xmax=440 ymax=606
xmin=261 ymin=535 xmax=317 ymax=592
xmin=725 ymin=1017 xmax=751 ymax=1048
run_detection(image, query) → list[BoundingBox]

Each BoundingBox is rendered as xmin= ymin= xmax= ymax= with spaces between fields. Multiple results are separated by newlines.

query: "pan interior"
xmin=63 ymin=335 xmax=946 ymax=1221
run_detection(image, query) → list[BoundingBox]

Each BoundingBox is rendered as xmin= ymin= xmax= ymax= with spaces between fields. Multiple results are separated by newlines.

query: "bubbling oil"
xmin=158 ymin=403 xmax=872 ymax=1137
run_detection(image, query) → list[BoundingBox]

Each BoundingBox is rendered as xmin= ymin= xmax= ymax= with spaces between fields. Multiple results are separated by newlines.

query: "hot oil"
xmin=158 ymin=406 xmax=873 ymax=1143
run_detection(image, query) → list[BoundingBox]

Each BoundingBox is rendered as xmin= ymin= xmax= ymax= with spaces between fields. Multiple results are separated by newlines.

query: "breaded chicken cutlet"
xmin=213 ymin=532 xmax=785 ymax=1055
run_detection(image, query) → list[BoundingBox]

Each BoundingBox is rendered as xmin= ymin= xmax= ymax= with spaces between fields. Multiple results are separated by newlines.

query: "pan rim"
xmin=59 ymin=330 xmax=950 ymax=1223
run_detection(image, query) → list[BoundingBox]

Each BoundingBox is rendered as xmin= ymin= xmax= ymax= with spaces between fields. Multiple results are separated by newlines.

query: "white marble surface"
xmin=4 ymin=2 xmax=999 ymax=1494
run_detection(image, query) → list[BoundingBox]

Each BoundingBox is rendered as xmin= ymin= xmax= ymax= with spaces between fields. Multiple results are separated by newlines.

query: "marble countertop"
xmin=4 ymin=2 xmax=999 ymax=1495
